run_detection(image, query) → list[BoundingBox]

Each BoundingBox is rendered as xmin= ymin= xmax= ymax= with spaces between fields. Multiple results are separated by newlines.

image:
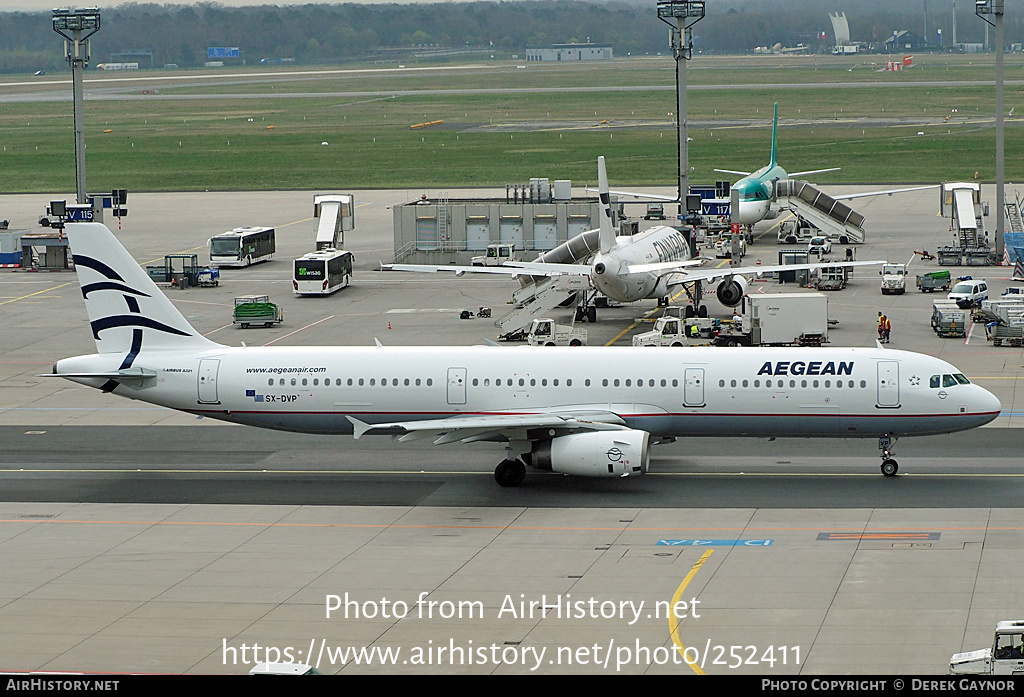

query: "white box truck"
xmin=713 ymin=293 xmax=829 ymax=346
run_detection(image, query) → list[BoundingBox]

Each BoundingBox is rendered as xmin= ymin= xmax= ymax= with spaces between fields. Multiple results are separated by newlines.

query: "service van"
xmin=947 ymin=278 xmax=989 ymax=308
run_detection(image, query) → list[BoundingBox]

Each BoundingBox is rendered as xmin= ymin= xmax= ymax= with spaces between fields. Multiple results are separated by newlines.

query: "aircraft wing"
xmin=382 ymin=263 xmax=533 ymax=276
xmin=669 ymin=259 xmax=887 ymax=285
xmin=347 ymin=411 xmax=628 ymax=445
xmin=583 ymin=186 xmax=678 ymax=202
xmin=831 ymin=184 xmax=939 ymax=201
xmin=789 ymin=167 xmax=841 ymax=177
xmin=623 ymin=259 xmax=706 ymax=275
xmin=382 ymin=261 xmax=592 ymax=278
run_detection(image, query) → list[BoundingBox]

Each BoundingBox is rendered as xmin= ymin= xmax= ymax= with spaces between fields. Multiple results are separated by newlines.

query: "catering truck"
xmin=712 ymin=293 xmax=829 ymax=347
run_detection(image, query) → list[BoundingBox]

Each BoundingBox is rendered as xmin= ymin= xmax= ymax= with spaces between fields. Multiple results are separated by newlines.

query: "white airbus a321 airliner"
xmin=49 ymin=223 xmax=1000 ymax=487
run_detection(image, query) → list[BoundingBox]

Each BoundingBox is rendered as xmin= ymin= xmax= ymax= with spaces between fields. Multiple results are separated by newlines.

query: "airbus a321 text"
xmin=385 ymin=156 xmax=886 ymax=318
xmin=47 ymin=222 xmax=1000 ymax=487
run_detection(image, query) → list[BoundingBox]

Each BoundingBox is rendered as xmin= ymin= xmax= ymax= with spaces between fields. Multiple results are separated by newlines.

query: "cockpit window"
xmin=943 ymin=374 xmax=957 ymax=388
xmin=953 ymin=373 xmax=970 ymax=385
xmin=930 ymin=375 xmax=940 ymax=388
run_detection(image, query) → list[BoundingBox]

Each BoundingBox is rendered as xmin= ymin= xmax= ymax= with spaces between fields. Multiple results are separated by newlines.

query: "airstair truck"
xmin=949 ymin=620 xmax=1024 ymax=675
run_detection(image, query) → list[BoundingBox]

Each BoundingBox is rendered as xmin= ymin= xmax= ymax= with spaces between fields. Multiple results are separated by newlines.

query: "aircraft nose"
xmin=975 ymin=385 xmax=1001 ymax=424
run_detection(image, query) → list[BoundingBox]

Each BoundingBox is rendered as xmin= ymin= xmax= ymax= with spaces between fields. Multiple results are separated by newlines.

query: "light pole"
xmin=52 ymin=8 xmax=101 ymax=205
xmin=657 ymin=1 xmax=704 ymax=214
xmin=976 ymin=0 xmax=1004 ymax=259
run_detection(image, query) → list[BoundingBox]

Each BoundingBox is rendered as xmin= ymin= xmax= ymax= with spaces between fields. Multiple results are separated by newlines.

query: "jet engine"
xmin=715 ymin=275 xmax=749 ymax=307
xmin=529 ymin=430 xmax=649 ymax=478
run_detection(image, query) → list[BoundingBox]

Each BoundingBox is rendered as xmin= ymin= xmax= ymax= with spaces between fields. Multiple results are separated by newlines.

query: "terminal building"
xmin=392 ymin=180 xmax=603 ymax=264
xmin=525 ymin=43 xmax=613 ymax=62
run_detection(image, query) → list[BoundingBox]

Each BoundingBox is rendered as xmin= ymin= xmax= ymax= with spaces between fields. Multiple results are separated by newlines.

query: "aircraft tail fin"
xmin=65 ymin=222 xmax=221 ymax=356
xmin=597 ymin=156 xmax=616 ymax=254
xmin=769 ymin=102 xmax=778 ymax=168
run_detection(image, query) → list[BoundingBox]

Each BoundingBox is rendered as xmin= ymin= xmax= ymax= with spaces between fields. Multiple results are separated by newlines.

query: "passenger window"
xmin=566 ymin=379 xmax=572 ymax=386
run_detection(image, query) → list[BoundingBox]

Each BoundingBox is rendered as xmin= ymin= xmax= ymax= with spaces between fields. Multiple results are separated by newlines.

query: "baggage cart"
xmin=931 ymin=301 xmax=967 ymax=338
xmin=233 ymin=295 xmax=283 ymax=328
xmin=985 ymin=322 xmax=1024 ymax=347
xmin=916 ymin=270 xmax=950 ymax=293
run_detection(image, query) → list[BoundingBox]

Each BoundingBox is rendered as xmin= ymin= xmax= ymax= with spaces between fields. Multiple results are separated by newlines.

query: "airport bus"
xmin=208 ymin=227 xmax=276 ymax=267
xmin=293 ymin=249 xmax=354 ymax=295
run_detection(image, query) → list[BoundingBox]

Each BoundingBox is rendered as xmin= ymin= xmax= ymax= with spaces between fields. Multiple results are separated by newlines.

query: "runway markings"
xmin=2 ymin=517 xmax=1024 ymax=533
xmin=0 ymin=281 xmax=72 ymax=307
xmin=670 ymin=549 xmax=714 ymax=676
xmin=816 ymin=532 xmax=940 ymax=541
xmin=262 ymin=315 xmax=336 ymax=346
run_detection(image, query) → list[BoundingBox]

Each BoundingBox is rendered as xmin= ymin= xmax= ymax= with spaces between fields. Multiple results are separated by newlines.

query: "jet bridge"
xmin=495 ymin=228 xmax=601 ymax=335
xmin=775 ymin=180 xmax=866 ymax=244
xmin=313 ymin=194 xmax=354 ymax=250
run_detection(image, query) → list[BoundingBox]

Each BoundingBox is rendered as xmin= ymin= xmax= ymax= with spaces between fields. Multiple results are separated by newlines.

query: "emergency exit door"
xmin=197 ymin=358 xmax=220 ymax=404
xmin=447 ymin=367 xmax=467 ymax=405
xmin=683 ymin=368 xmax=705 ymax=407
xmin=876 ymin=361 xmax=900 ymax=408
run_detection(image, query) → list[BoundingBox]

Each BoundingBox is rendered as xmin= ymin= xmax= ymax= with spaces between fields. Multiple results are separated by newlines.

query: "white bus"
xmin=293 ymin=249 xmax=354 ymax=295
xmin=208 ymin=226 xmax=276 ymax=267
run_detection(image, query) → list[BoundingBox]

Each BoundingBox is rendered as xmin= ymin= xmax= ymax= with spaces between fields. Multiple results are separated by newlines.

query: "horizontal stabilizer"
xmin=40 ymin=367 xmax=157 ymax=381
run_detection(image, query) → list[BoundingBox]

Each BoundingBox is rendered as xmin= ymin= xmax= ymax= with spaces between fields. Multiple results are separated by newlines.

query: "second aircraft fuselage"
xmin=591 ymin=225 xmax=692 ymax=302
xmin=733 ymin=163 xmax=787 ymax=225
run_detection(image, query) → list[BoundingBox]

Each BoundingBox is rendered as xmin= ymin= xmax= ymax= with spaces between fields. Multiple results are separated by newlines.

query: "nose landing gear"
xmin=879 ymin=436 xmax=899 ymax=477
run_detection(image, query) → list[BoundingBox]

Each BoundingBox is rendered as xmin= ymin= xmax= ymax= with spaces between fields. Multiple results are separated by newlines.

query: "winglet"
xmin=769 ymin=102 xmax=778 ymax=168
xmin=597 ymin=156 xmax=616 ymax=254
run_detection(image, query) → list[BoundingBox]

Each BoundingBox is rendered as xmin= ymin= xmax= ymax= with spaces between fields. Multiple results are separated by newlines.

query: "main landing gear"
xmin=574 ymin=290 xmax=599 ymax=323
xmin=495 ymin=439 xmax=531 ymax=487
xmin=879 ymin=435 xmax=899 ymax=477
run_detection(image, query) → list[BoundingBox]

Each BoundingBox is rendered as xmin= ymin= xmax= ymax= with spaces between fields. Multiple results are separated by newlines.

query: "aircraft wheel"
xmin=698 ymin=306 xmax=708 ymax=318
xmin=495 ymin=459 xmax=526 ymax=487
xmin=684 ymin=306 xmax=695 ymax=319
xmin=881 ymin=459 xmax=899 ymax=477
xmin=587 ymin=307 xmax=597 ymax=323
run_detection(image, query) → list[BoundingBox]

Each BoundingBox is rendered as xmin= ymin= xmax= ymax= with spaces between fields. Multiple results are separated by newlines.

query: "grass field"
xmin=1 ymin=53 xmax=1021 ymax=192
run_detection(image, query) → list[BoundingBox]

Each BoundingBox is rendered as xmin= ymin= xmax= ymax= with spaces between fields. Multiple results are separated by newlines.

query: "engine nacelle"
xmin=530 ymin=430 xmax=650 ymax=478
xmin=715 ymin=275 xmax=748 ymax=307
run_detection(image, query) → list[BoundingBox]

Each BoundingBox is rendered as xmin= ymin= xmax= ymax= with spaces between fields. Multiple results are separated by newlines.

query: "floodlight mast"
xmin=976 ymin=0 xmax=1005 ymax=258
xmin=657 ymin=1 xmax=704 ymax=215
xmin=52 ymin=8 xmax=101 ymax=205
